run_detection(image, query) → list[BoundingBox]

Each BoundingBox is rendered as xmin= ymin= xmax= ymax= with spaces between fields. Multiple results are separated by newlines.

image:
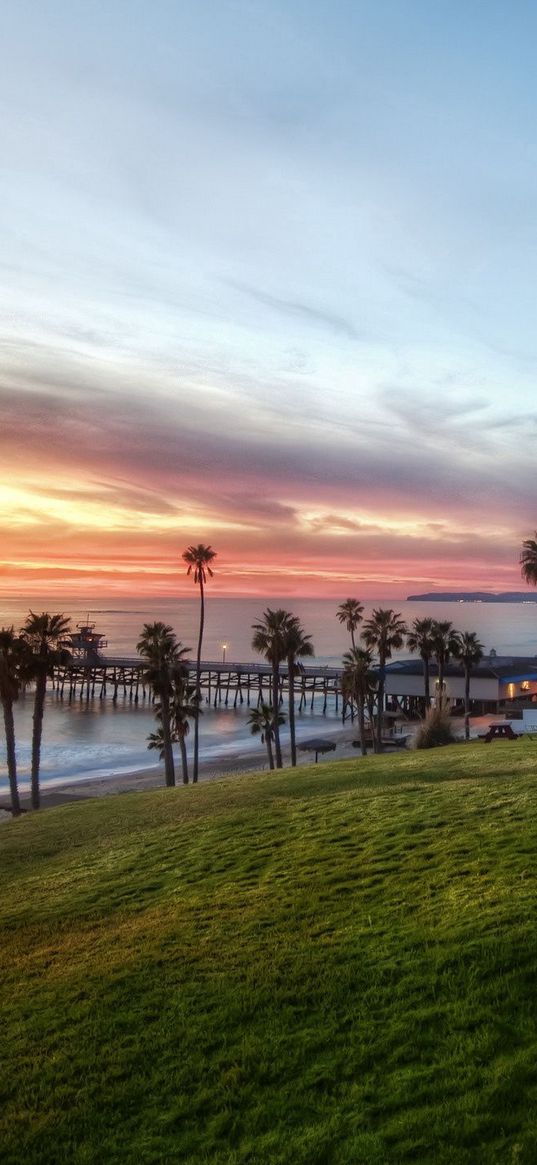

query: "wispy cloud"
xmin=225 ymin=280 xmax=359 ymax=340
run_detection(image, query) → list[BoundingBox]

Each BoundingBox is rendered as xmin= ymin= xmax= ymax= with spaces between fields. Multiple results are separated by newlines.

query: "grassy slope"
xmin=2 ymin=742 xmax=537 ymax=1164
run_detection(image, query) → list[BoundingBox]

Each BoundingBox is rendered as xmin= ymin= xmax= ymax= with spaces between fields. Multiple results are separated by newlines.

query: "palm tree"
xmin=362 ymin=609 xmax=407 ymax=752
xmin=137 ymin=622 xmax=190 ymax=788
xmin=21 ymin=612 xmax=71 ymax=810
xmin=170 ymin=681 xmax=200 ymax=785
xmin=453 ymin=631 xmax=484 ymax=741
xmin=281 ymin=616 xmax=314 ymax=766
xmin=0 ymin=627 xmax=28 ymax=816
xmin=147 ymin=682 xmax=199 ymax=786
xmin=521 ymin=533 xmax=537 ymax=586
xmin=182 ymin=544 xmax=217 ymax=783
xmin=248 ymin=703 xmax=285 ymax=770
xmin=430 ymin=620 xmax=460 ymax=703
xmin=147 ymin=728 xmax=168 ymax=764
xmin=342 ymin=647 xmax=377 ymax=756
xmin=252 ymin=609 xmax=291 ymax=768
xmin=406 ymin=617 xmax=435 ymax=708
xmin=336 ymin=599 xmax=364 ymax=649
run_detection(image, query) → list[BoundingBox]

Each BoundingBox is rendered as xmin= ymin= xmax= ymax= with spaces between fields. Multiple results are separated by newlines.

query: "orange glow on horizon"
xmin=0 ymin=460 xmax=529 ymax=604
xmin=0 ymin=551 xmax=525 ymax=603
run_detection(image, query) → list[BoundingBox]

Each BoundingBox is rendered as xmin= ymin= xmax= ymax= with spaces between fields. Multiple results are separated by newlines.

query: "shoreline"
xmin=2 ymin=725 xmax=362 ymax=813
xmin=2 ymin=714 xmax=500 ymax=816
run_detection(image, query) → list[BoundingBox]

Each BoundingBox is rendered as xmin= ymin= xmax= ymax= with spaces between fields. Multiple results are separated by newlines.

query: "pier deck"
xmin=53 ymin=657 xmax=347 ymax=714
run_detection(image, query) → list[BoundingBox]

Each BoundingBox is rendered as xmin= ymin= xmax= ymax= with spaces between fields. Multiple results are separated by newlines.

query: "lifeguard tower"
xmin=68 ymin=616 xmax=108 ymax=664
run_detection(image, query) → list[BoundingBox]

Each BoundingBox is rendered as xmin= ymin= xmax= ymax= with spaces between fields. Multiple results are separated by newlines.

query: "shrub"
xmin=414 ymin=703 xmax=458 ymax=749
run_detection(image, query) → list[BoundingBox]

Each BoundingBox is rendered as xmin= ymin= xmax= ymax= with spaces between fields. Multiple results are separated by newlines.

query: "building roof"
xmin=384 ymin=656 xmax=537 ymax=682
xmin=482 ymin=656 xmax=537 ymax=681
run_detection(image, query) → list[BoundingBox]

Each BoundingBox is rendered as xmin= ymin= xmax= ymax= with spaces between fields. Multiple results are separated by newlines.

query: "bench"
xmin=481 ymin=723 xmax=519 ymax=743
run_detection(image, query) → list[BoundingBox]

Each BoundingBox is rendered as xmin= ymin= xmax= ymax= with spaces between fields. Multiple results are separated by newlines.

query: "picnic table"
xmin=480 ymin=722 xmax=519 ymax=743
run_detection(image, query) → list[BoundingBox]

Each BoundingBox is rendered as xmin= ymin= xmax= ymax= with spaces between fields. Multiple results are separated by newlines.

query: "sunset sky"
xmin=2 ymin=1 xmax=537 ymax=599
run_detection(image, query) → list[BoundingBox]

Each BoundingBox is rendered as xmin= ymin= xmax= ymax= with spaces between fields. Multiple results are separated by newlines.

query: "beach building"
xmin=383 ymin=653 xmax=537 ymax=716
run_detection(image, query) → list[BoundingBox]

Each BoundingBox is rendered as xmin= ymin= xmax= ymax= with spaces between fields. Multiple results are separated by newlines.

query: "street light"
xmin=222 ymin=643 xmax=228 ymax=664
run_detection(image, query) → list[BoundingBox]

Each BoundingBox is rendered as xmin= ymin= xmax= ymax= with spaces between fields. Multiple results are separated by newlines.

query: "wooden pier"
xmin=52 ymin=657 xmax=348 ymax=714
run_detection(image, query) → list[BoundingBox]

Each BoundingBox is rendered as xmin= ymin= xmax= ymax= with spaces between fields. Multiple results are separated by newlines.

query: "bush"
xmin=414 ymin=703 xmax=458 ymax=749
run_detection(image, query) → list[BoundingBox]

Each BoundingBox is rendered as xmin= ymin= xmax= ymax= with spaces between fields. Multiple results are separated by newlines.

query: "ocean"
xmin=1 ymin=596 xmax=536 ymax=793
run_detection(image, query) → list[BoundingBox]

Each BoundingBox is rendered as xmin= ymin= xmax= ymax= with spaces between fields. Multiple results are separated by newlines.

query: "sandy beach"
xmin=0 ymin=714 xmax=504 ymax=817
xmin=2 ymin=724 xmax=363 ymax=815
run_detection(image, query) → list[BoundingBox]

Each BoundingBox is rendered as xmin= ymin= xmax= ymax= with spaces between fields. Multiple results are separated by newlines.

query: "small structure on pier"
xmin=68 ymin=618 xmax=108 ymax=664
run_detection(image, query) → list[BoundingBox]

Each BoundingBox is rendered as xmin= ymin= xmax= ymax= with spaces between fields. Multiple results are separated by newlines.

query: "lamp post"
xmin=222 ymin=643 xmax=228 ymax=664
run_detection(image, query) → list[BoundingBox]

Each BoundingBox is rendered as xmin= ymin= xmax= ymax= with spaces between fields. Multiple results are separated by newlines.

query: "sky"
xmin=1 ymin=0 xmax=537 ymax=599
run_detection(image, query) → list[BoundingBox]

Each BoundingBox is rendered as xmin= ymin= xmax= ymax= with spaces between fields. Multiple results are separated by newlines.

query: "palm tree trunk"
xmin=272 ymin=658 xmax=283 ymax=768
xmin=179 ymin=734 xmax=189 ymax=784
xmin=31 ymin=673 xmax=47 ymax=810
xmin=160 ymin=689 xmax=175 ymax=787
xmin=423 ymin=655 xmax=431 ymax=707
xmin=2 ymin=698 xmax=21 ymax=816
xmin=464 ymin=669 xmax=471 ymax=741
xmin=288 ymin=657 xmax=297 ymax=766
xmin=358 ymin=694 xmax=367 ymax=756
xmin=375 ymin=660 xmax=385 ymax=753
xmin=367 ymin=692 xmax=375 ymax=743
xmin=193 ymin=579 xmax=204 ymax=783
xmin=266 ymin=734 xmax=275 ymax=770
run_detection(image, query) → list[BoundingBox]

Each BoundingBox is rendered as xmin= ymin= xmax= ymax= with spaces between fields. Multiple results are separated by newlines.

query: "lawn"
xmin=2 ymin=741 xmax=537 ymax=1164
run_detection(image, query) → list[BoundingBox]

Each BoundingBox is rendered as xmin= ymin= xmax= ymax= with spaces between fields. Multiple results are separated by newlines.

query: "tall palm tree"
xmin=406 ymin=617 xmax=436 ymax=708
xmin=281 ymin=616 xmax=314 ymax=766
xmin=362 ymin=609 xmax=407 ymax=752
xmin=336 ymin=599 xmax=364 ymax=649
xmin=137 ymin=622 xmax=190 ymax=788
xmin=182 ymin=544 xmax=217 ymax=783
xmin=453 ymin=631 xmax=484 ymax=741
xmin=342 ymin=647 xmax=377 ymax=757
xmin=430 ymin=620 xmax=460 ymax=703
xmin=0 ymin=627 xmax=28 ymax=817
xmin=252 ymin=609 xmax=291 ymax=768
xmin=521 ymin=533 xmax=537 ymax=586
xmin=248 ymin=703 xmax=285 ymax=770
xmin=21 ymin=612 xmax=71 ymax=810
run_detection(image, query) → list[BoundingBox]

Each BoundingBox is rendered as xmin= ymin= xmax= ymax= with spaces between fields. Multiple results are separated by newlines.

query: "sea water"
xmin=1 ymin=597 xmax=536 ymax=793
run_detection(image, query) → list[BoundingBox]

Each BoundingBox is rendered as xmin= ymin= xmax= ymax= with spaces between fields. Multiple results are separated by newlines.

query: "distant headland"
xmin=407 ymin=592 xmax=537 ymax=603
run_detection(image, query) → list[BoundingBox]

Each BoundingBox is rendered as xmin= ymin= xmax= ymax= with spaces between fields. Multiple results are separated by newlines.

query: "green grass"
xmin=2 ymin=741 xmax=537 ymax=1163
